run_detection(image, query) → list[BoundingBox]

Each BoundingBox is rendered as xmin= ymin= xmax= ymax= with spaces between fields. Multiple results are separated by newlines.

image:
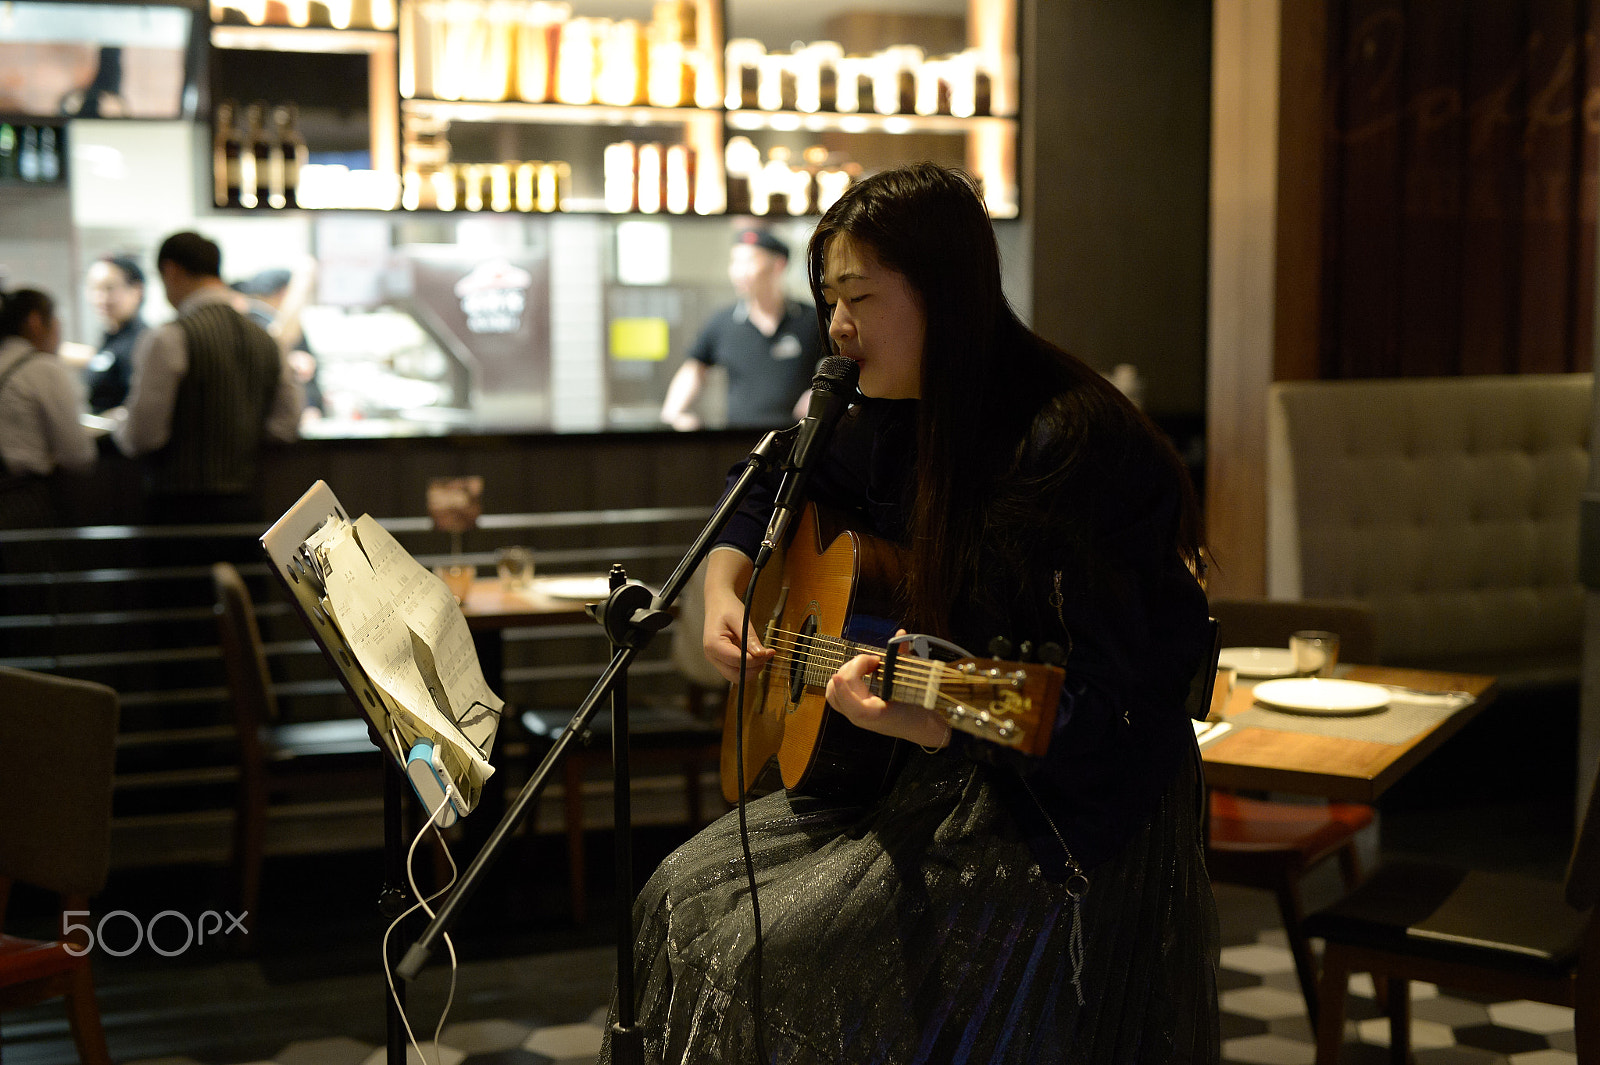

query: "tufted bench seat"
xmin=1266 ymin=373 xmax=1590 ymax=688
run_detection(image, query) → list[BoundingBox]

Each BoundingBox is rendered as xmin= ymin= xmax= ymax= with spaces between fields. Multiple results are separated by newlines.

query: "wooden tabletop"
xmin=459 ymin=574 xmax=612 ymax=630
xmin=1200 ymin=664 xmax=1498 ymax=803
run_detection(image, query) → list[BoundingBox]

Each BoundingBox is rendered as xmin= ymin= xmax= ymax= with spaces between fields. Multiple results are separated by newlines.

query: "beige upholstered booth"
xmin=1264 ymin=373 xmax=1593 ymax=836
xmin=1266 ymin=373 xmax=1590 ymax=685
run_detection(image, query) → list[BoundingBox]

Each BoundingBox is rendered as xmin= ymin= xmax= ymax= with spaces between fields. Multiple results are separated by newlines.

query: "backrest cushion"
xmin=0 ymin=666 xmax=119 ymax=896
xmin=1267 ymin=374 xmax=1591 ymax=671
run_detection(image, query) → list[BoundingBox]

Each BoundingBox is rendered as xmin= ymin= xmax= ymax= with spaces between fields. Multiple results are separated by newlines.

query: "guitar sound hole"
xmin=790 ymin=613 xmax=819 ymax=704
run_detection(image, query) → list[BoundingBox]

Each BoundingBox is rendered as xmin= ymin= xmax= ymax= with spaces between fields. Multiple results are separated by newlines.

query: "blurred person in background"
xmin=660 ymin=228 xmax=822 ymax=431
xmin=113 ymin=231 xmax=302 ymax=527
xmin=231 ymin=265 xmax=323 ymax=424
xmin=0 ymin=287 xmax=96 ymax=600
xmin=82 ymin=253 xmax=148 ymax=414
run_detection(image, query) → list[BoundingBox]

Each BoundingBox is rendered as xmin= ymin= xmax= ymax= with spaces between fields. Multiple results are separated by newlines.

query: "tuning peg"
xmin=1018 ymin=640 xmax=1035 ymax=662
xmin=987 ymin=635 xmax=1013 ymax=659
xmin=1039 ymin=641 xmax=1065 ymax=666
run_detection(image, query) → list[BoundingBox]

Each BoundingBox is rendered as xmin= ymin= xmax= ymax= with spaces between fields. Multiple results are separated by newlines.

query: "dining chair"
xmin=212 ymin=561 xmax=382 ymax=937
xmin=1305 ymin=762 xmax=1600 ymax=1064
xmin=0 ymin=665 xmax=118 ymax=1065
xmin=1203 ymin=596 xmax=1381 ymax=1025
xmin=1207 ymin=597 xmax=1379 ymax=665
xmin=521 ymin=701 xmax=724 ymax=925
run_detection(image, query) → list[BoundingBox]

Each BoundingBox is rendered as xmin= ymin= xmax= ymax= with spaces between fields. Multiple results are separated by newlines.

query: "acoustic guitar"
xmin=720 ymin=504 xmax=1066 ymax=804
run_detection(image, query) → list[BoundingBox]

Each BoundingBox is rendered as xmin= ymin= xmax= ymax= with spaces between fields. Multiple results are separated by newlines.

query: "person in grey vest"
xmin=112 ymin=231 xmax=302 ymax=525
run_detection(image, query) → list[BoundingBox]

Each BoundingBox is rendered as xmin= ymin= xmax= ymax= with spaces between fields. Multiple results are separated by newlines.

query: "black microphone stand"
xmin=394 ymin=426 xmax=797 ymax=1063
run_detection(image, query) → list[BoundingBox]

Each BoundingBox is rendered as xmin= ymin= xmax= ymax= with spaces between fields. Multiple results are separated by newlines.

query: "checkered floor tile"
xmin=5 ymin=883 xmax=1578 ymax=1065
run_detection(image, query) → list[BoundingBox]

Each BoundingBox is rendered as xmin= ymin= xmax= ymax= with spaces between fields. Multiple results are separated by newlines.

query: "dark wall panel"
xmin=1322 ymin=0 xmax=1597 ymax=377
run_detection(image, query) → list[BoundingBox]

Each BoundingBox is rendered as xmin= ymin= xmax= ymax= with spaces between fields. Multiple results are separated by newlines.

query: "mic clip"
xmin=748 ymin=424 xmax=800 ymax=472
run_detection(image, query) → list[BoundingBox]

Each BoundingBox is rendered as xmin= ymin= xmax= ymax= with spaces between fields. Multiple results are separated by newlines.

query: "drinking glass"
xmin=1290 ymin=630 xmax=1340 ymax=677
xmin=496 ymin=546 xmax=535 ymax=592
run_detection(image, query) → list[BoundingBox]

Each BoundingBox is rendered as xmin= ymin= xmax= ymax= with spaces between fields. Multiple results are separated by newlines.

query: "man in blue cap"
xmin=660 ymin=227 xmax=823 ymax=431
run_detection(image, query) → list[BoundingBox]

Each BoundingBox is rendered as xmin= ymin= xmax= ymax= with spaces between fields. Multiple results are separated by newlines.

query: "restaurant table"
xmin=450 ymin=573 xmax=614 ymax=839
xmin=1200 ymin=664 xmax=1498 ymax=803
xmin=459 ymin=572 xmax=614 ymax=630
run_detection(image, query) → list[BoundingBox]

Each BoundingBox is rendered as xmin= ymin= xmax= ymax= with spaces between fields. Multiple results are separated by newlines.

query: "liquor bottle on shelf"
xmin=636 ymin=141 xmax=662 ymax=213
xmin=816 ymin=162 xmax=855 ymax=214
xmin=38 ymin=127 xmax=61 ymax=183
xmin=514 ymin=162 xmax=537 ymax=212
xmin=262 ymin=108 xmax=287 ymax=208
xmin=488 ymin=162 xmax=512 ymax=212
xmin=664 ymin=143 xmax=692 ymax=215
xmin=214 ymin=101 xmax=236 ymax=206
xmin=603 ymin=141 xmax=636 ymax=213
xmin=725 ymin=38 xmax=762 ymax=110
xmin=723 ymin=134 xmax=758 ymax=215
xmin=596 ymin=18 xmax=645 ymax=106
xmin=0 ymin=125 xmax=16 ymax=182
xmin=18 ymin=126 xmax=40 ymax=182
xmin=237 ymin=103 xmax=266 ymax=208
xmin=515 ymin=2 xmax=566 ymax=103
xmin=275 ymin=104 xmax=309 ymax=208
xmin=536 ymin=161 xmax=566 ymax=212
xmin=555 ymin=16 xmax=602 ymax=105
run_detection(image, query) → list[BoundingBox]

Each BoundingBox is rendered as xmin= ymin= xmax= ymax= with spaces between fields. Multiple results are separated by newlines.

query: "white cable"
xmin=381 ymin=787 xmax=461 ymax=1064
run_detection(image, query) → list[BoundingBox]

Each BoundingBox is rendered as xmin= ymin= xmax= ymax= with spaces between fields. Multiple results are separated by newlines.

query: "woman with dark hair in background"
xmin=83 ymin=253 xmax=148 ymax=414
xmin=601 ymin=163 xmax=1218 ymax=1063
xmin=0 ymin=288 xmax=96 ymax=596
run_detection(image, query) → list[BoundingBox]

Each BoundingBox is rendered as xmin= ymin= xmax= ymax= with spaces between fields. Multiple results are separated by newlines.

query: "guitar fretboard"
xmin=774 ymin=628 xmax=944 ymax=706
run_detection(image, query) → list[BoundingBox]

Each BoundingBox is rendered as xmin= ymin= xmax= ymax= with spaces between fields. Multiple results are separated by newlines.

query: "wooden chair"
xmin=212 ymin=561 xmax=381 ymax=937
xmin=1306 ymin=764 xmax=1600 ymax=1064
xmin=1207 ymin=598 xmax=1379 ymax=665
xmin=1204 ymin=596 xmax=1381 ymax=1025
xmin=522 ymin=704 xmax=723 ymax=924
xmin=0 ymin=666 xmax=118 ymax=1065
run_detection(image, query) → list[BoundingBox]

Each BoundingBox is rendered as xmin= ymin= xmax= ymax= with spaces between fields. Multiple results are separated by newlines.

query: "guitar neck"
xmin=785 ymin=630 xmax=1058 ymax=755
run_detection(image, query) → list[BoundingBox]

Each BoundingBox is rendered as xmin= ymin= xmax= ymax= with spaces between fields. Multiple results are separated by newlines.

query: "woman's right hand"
xmin=701 ymin=548 xmax=775 ymax=684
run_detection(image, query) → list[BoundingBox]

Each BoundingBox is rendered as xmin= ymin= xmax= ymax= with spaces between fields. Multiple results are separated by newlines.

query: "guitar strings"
xmin=760 ymin=631 xmax=947 ymax=682
xmin=760 ymin=628 xmax=953 ymax=693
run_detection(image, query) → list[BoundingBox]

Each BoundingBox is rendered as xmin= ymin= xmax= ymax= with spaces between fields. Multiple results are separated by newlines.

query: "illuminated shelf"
xmin=402 ymin=99 xmax=710 ymax=127
xmin=727 ymin=110 xmax=1015 ymax=135
xmin=210 ymin=25 xmax=395 ymax=54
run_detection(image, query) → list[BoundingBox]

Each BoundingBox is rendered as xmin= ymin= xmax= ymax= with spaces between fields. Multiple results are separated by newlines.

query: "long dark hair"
xmin=0 ymin=288 xmax=54 ymax=340
xmin=807 ymin=164 xmax=1202 ymax=636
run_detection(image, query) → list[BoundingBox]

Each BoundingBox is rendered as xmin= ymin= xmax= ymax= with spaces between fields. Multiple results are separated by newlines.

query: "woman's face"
xmin=86 ymin=261 xmax=142 ymax=330
xmin=820 ymin=235 xmax=925 ymax=400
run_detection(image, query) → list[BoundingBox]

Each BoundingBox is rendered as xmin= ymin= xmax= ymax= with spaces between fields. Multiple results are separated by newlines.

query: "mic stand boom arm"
xmin=394 ymin=426 xmax=796 ymax=1061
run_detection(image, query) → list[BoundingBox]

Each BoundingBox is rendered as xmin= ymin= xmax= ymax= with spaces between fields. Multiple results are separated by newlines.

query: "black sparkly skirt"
xmin=601 ymin=745 xmax=1219 ymax=1064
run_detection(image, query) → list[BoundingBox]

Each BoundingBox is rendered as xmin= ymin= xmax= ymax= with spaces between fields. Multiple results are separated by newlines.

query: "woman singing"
xmin=605 ymin=162 xmax=1219 ymax=1063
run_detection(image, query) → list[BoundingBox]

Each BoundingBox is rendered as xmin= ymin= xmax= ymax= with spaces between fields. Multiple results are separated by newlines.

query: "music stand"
xmin=262 ymin=480 xmax=501 ymax=1065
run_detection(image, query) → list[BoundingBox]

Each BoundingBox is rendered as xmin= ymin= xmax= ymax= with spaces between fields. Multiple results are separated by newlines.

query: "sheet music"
xmin=303 ymin=513 xmax=502 ymax=808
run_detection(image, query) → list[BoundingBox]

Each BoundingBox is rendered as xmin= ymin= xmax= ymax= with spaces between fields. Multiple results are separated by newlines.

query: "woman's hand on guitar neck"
xmin=827 ymin=640 xmax=953 ymax=750
xmin=702 ymin=547 xmax=776 ymax=684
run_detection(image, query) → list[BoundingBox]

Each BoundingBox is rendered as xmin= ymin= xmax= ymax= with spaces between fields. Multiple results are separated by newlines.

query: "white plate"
xmin=1251 ymin=677 xmax=1390 ymax=715
xmin=1217 ymin=646 xmax=1298 ymax=679
xmin=538 ymin=576 xmax=613 ymax=601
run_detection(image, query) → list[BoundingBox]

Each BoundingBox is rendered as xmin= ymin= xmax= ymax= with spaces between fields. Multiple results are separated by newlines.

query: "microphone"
xmin=756 ymin=354 xmax=861 ymax=566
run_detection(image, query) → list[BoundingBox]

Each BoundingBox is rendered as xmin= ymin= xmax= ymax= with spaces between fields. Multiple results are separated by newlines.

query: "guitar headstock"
xmin=932 ymin=657 xmax=1064 ymax=758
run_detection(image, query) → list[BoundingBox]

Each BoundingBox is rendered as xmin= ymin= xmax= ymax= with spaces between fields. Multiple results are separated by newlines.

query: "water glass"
xmin=496 ymin=546 xmax=535 ymax=592
xmin=1290 ymin=630 xmax=1340 ymax=677
xmin=433 ymin=563 xmax=475 ymax=604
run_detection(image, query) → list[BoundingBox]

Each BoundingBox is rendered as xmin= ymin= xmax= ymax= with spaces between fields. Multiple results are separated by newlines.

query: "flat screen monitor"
xmin=0 ymin=1 xmax=197 ymax=120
